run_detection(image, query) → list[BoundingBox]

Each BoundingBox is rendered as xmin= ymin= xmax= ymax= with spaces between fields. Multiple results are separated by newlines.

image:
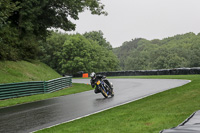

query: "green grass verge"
xmin=36 ymin=75 xmax=200 ymax=133
xmin=0 ymin=83 xmax=92 ymax=108
xmin=0 ymin=60 xmax=61 ymax=84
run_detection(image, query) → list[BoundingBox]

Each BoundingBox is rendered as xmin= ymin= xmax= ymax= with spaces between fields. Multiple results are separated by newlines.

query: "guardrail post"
xmin=43 ymin=81 xmax=47 ymax=93
xmin=69 ymin=76 xmax=72 ymax=86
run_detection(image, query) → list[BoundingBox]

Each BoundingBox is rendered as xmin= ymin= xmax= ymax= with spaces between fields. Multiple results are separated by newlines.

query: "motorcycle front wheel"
xmin=100 ymin=87 xmax=108 ymax=98
xmin=108 ymin=86 xmax=114 ymax=97
xmin=110 ymin=88 xmax=114 ymax=97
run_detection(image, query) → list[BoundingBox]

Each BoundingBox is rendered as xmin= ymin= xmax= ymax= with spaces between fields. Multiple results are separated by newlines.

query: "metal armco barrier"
xmin=0 ymin=76 xmax=72 ymax=100
xmin=97 ymin=68 xmax=200 ymax=77
xmin=46 ymin=77 xmax=72 ymax=93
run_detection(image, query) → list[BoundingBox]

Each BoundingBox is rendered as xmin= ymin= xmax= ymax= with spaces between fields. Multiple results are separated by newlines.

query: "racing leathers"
xmin=90 ymin=74 xmax=103 ymax=93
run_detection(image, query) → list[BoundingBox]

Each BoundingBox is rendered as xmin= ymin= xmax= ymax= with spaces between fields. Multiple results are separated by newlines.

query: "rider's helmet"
xmin=90 ymin=72 xmax=96 ymax=78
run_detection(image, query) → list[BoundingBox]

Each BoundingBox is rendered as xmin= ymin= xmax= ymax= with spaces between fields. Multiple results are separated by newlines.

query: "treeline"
xmin=0 ymin=0 xmax=120 ymax=75
xmin=0 ymin=0 xmax=107 ymax=61
xmin=2 ymin=1 xmax=200 ymax=75
xmin=38 ymin=31 xmax=119 ymax=75
xmin=114 ymin=32 xmax=200 ymax=70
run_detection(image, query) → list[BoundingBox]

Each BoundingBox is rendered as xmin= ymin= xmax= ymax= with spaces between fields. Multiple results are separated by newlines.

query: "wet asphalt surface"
xmin=0 ymin=79 xmax=190 ymax=133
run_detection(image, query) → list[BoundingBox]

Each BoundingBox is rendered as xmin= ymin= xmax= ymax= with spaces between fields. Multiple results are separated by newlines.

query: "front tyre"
xmin=106 ymin=85 xmax=114 ymax=97
xmin=110 ymin=88 xmax=114 ymax=97
xmin=100 ymin=87 xmax=108 ymax=98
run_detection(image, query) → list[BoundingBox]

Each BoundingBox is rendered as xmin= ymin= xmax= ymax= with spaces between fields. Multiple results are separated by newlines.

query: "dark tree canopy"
xmin=0 ymin=0 xmax=19 ymax=27
xmin=0 ymin=0 xmax=107 ymax=60
xmin=10 ymin=0 xmax=107 ymax=38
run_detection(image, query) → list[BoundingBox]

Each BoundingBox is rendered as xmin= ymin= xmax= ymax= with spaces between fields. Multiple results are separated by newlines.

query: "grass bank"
xmin=0 ymin=60 xmax=61 ymax=84
xmin=36 ymin=75 xmax=200 ymax=133
xmin=0 ymin=60 xmax=93 ymax=108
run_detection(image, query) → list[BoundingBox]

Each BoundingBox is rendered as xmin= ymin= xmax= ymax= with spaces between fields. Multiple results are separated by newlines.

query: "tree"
xmin=1 ymin=0 xmax=107 ymax=61
xmin=83 ymin=30 xmax=112 ymax=50
xmin=59 ymin=34 xmax=118 ymax=75
xmin=0 ymin=0 xmax=19 ymax=28
xmin=189 ymin=42 xmax=200 ymax=67
xmin=0 ymin=0 xmax=20 ymax=60
xmin=38 ymin=31 xmax=69 ymax=72
xmin=39 ymin=32 xmax=119 ymax=75
xmin=114 ymin=32 xmax=200 ymax=70
xmin=9 ymin=0 xmax=107 ymax=38
xmin=113 ymin=38 xmax=143 ymax=70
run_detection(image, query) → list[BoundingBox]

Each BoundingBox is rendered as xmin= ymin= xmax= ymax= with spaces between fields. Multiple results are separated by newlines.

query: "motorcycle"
xmin=95 ymin=76 xmax=114 ymax=98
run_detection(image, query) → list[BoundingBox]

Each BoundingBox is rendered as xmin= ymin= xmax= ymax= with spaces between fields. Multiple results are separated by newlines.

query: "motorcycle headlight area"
xmin=110 ymin=82 xmax=113 ymax=88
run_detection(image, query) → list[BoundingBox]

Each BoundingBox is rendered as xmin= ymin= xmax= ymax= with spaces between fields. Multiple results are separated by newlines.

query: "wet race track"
xmin=0 ymin=79 xmax=190 ymax=133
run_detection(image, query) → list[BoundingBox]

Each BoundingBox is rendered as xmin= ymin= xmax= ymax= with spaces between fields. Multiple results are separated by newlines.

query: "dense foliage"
xmin=39 ymin=32 xmax=119 ymax=75
xmin=1 ymin=0 xmax=200 ymax=74
xmin=83 ymin=30 xmax=112 ymax=50
xmin=114 ymin=32 xmax=200 ymax=70
xmin=0 ymin=0 xmax=107 ymax=61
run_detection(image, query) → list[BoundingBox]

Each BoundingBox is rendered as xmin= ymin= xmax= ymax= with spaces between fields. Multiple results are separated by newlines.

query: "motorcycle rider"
xmin=90 ymin=72 xmax=113 ymax=95
xmin=90 ymin=72 xmax=102 ymax=93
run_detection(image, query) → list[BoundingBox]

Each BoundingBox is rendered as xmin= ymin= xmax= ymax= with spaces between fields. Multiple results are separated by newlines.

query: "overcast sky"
xmin=67 ymin=0 xmax=200 ymax=48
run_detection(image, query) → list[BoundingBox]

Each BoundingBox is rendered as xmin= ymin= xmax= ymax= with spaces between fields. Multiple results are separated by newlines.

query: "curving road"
xmin=0 ymin=79 xmax=190 ymax=133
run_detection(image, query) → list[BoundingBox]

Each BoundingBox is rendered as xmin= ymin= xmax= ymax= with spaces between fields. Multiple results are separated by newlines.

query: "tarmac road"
xmin=0 ymin=79 xmax=190 ymax=133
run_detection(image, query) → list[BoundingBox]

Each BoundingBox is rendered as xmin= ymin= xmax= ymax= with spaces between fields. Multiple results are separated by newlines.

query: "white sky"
xmin=67 ymin=0 xmax=200 ymax=48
